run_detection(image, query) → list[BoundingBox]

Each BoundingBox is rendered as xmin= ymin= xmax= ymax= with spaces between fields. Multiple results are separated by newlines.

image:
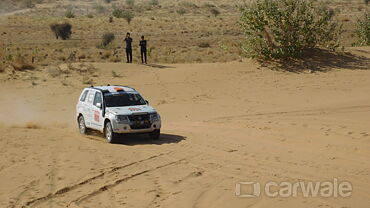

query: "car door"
xmin=77 ymin=89 xmax=89 ymax=118
xmin=91 ymin=91 xmax=104 ymax=131
xmin=84 ymin=90 xmax=95 ymax=128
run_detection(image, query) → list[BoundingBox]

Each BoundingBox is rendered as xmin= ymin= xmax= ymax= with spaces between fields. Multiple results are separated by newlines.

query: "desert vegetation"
xmin=0 ymin=0 xmax=369 ymax=70
xmin=11 ymin=55 xmax=35 ymax=71
xmin=98 ymin=33 xmax=116 ymax=49
xmin=148 ymin=0 xmax=159 ymax=7
xmin=356 ymin=12 xmax=370 ymax=45
xmin=210 ymin=8 xmax=221 ymax=17
xmin=65 ymin=9 xmax=75 ymax=18
xmin=176 ymin=8 xmax=186 ymax=15
xmin=0 ymin=62 xmax=5 ymax=73
xmin=50 ymin=23 xmax=72 ymax=40
xmin=126 ymin=0 xmax=135 ymax=8
xmin=112 ymin=8 xmax=135 ymax=24
xmin=240 ymin=0 xmax=342 ymax=59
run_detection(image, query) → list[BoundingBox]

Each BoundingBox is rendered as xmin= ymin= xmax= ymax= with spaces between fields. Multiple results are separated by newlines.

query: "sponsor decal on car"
xmin=128 ymin=107 xmax=141 ymax=111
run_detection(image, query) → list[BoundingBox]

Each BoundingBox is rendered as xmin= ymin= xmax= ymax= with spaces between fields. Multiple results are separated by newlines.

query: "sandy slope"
xmin=0 ymin=52 xmax=370 ymax=207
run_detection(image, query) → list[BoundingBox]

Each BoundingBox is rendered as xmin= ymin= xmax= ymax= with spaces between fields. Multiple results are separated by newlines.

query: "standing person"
xmin=124 ymin=32 xmax=133 ymax=63
xmin=139 ymin=35 xmax=147 ymax=64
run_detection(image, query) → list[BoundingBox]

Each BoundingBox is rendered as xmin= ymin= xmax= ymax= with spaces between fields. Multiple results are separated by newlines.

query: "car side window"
xmin=87 ymin=91 xmax=94 ymax=103
xmin=93 ymin=92 xmax=102 ymax=106
xmin=80 ymin=90 xmax=89 ymax=102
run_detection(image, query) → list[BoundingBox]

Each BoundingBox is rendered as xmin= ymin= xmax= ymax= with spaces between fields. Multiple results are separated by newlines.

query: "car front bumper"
xmin=111 ymin=120 xmax=161 ymax=134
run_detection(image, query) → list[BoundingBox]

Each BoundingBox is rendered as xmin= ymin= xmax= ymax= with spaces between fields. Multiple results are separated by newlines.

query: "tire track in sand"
xmin=23 ymin=152 xmax=172 ymax=207
xmin=67 ymin=159 xmax=186 ymax=207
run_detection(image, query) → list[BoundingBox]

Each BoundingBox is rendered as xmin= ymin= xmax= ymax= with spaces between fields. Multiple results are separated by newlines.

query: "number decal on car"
xmin=94 ymin=111 xmax=100 ymax=122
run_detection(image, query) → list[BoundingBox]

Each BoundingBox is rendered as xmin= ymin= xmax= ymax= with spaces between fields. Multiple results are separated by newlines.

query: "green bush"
xmin=198 ymin=42 xmax=211 ymax=48
xmin=356 ymin=12 xmax=370 ymax=46
xmin=112 ymin=8 xmax=123 ymax=18
xmin=65 ymin=9 xmax=75 ymax=18
xmin=22 ymin=0 xmax=35 ymax=8
xmin=240 ymin=0 xmax=341 ymax=59
xmin=148 ymin=0 xmax=159 ymax=6
xmin=123 ymin=11 xmax=135 ymax=24
xmin=210 ymin=8 xmax=220 ymax=17
xmin=112 ymin=9 xmax=134 ymax=24
xmin=0 ymin=62 xmax=5 ymax=73
xmin=179 ymin=1 xmax=198 ymax=8
xmin=93 ymin=4 xmax=106 ymax=13
xmin=176 ymin=8 xmax=186 ymax=15
xmin=101 ymin=33 xmax=115 ymax=47
xmin=203 ymin=3 xmax=215 ymax=8
xmin=126 ymin=0 xmax=135 ymax=8
xmin=50 ymin=23 xmax=72 ymax=40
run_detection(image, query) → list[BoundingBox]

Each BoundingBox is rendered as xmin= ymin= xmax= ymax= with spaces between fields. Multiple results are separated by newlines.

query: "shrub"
xmin=0 ymin=62 xmax=5 ymax=73
xmin=123 ymin=11 xmax=135 ymax=24
xmin=101 ymin=33 xmax=115 ymax=47
xmin=356 ymin=12 xmax=370 ymax=46
xmin=104 ymin=0 xmax=113 ymax=3
xmin=65 ymin=9 xmax=75 ymax=18
xmin=93 ymin=4 xmax=106 ymax=13
xmin=112 ymin=9 xmax=134 ymax=24
xmin=111 ymin=70 xmax=120 ymax=77
xmin=112 ymin=8 xmax=123 ymax=18
xmin=126 ymin=0 xmax=135 ymax=8
xmin=198 ymin=42 xmax=211 ymax=48
xmin=210 ymin=8 xmax=220 ymax=17
xmin=86 ymin=13 xmax=94 ymax=18
xmin=148 ymin=0 xmax=159 ymax=6
xmin=179 ymin=2 xmax=198 ymax=8
xmin=364 ymin=0 xmax=369 ymax=5
xmin=22 ymin=0 xmax=35 ymax=8
xmin=11 ymin=55 xmax=35 ymax=71
xmin=203 ymin=3 xmax=215 ymax=8
xmin=82 ymin=77 xmax=93 ymax=85
xmin=176 ymin=8 xmax=186 ymax=15
xmin=50 ymin=23 xmax=72 ymax=40
xmin=240 ymin=0 xmax=341 ymax=59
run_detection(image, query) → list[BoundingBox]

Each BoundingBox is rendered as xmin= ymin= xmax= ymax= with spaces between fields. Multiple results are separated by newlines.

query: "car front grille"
xmin=128 ymin=114 xmax=151 ymax=129
xmin=128 ymin=114 xmax=150 ymax=122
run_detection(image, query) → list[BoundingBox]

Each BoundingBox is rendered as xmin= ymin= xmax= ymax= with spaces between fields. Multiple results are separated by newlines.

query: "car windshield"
xmin=104 ymin=93 xmax=146 ymax=107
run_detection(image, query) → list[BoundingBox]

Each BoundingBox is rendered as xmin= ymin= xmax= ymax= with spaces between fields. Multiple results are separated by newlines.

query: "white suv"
xmin=76 ymin=85 xmax=161 ymax=143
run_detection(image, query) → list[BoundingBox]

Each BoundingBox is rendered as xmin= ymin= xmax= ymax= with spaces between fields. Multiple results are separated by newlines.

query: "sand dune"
xmin=0 ymin=53 xmax=370 ymax=207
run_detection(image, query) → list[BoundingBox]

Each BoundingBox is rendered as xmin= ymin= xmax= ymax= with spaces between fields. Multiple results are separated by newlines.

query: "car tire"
xmin=78 ymin=115 xmax=88 ymax=135
xmin=149 ymin=129 xmax=160 ymax=140
xmin=105 ymin=121 xmax=117 ymax=143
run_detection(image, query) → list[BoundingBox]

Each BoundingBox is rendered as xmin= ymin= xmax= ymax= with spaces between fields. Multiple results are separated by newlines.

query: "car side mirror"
xmin=96 ymin=103 xmax=102 ymax=109
xmin=145 ymin=100 xmax=149 ymax=105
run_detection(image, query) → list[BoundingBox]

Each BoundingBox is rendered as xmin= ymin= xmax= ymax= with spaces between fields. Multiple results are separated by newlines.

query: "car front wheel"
xmin=78 ymin=116 xmax=88 ymax=134
xmin=105 ymin=121 xmax=117 ymax=143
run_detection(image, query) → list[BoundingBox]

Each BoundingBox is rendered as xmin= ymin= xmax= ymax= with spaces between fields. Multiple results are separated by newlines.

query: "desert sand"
xmin=0 ymin=47 xmax=370 ymax=207
xmin=1 ymin=0 xmax=370 ymax=207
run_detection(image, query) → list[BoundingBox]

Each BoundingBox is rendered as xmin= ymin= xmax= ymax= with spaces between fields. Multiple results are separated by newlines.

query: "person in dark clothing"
xmin=124 ymin=33 xmax=133 ymax=63
xmin=139 ymin=36 xmax=147 ymax=64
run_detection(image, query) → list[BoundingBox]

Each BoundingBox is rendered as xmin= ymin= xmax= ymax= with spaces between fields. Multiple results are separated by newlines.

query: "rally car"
xmin=76 ymin=85 xmax=161 ymax=143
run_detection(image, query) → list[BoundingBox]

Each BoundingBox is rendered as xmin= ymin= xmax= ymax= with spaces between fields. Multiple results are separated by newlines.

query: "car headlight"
xmin=150 ymin=113 xmax=160 ymax=122
xmin=116 ymin=115 xmax=129 ymax=123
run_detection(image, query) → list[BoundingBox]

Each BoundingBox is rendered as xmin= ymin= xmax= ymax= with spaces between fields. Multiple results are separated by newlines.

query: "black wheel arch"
xmin=77 ymin=113 xmax=83 ymax=123
xmin=103 ymin=118 xmax=111 ymax=133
